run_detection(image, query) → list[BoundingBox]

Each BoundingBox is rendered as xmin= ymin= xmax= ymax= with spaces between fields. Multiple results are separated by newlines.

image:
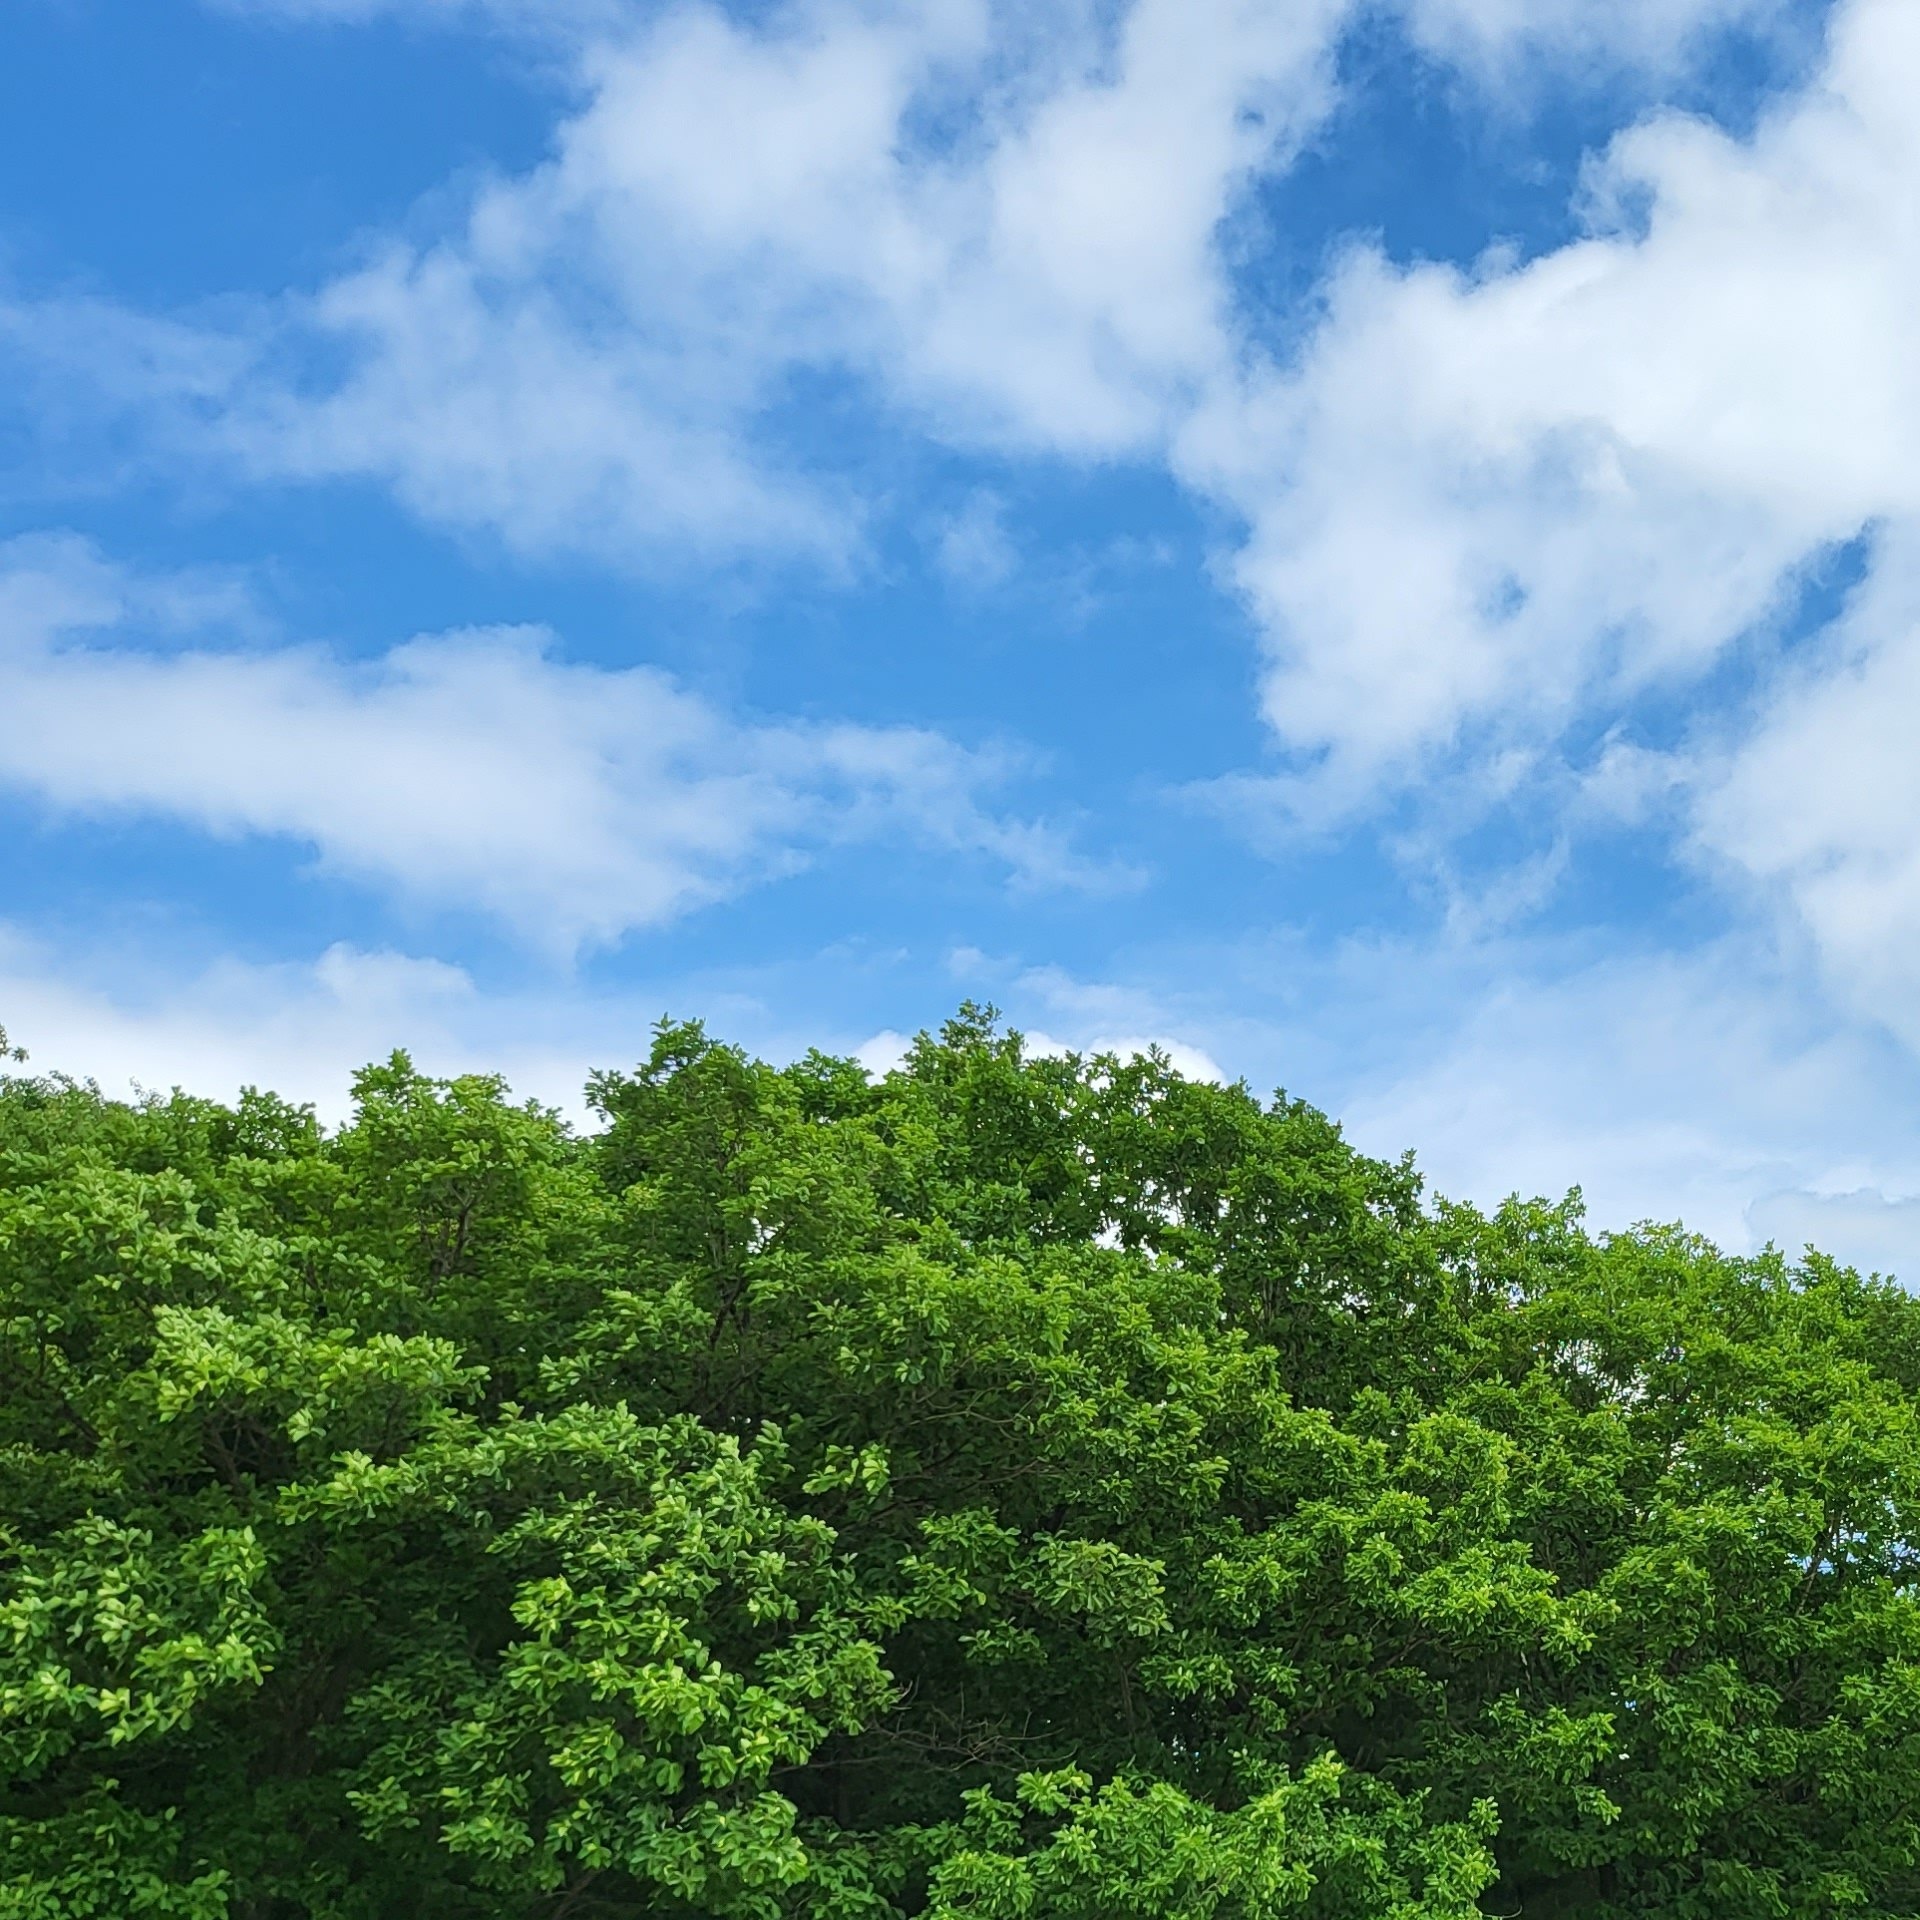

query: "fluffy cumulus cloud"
xmin=0 ymin=534 xmax=1107 ymax=950
xmin=21 ymin=0 xmax=1790 ymax=566
xmin=16 ymin=0 xmax=1337 ymax=566
xmin=1180 ymin=0 xmax=1908 ymax=791
xmin=259 ymin=0 xmax=1344 ymax=542
xmin=1158 ymin=0 xmax=1920 ymax=1058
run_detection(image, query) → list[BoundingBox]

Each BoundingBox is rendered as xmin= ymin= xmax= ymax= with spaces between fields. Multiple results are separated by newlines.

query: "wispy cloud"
xmin=931 ymin=488 xmax=1018 ymax=589
xmin=1692 ymin=527 xmax=1920 ymax=1049
xmin=1331 ymin=934 xmax=1917 ymax=1256
xmin=1399 ymin=0 xmax=1799 ymax=79
xmin=0 ymin=534 xmax=1115 ymax=951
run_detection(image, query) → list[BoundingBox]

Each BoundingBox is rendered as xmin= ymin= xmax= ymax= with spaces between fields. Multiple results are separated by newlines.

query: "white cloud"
xmin=253 ymin=241 xmax=859 ymax=568
xmin=1692 ymin=530 xmax=1920 ymax=1050
xmin=1003 ymin=962 xmax=1234 ymax=1081
xmin=1176 ymin=0 xmax=1916 ymax=811
xmin=1163 ymin=0 xmax=1920 ymax=1059
xmin=1075 ymin=1031 xmax=1226 ymax=1084
xmin=21 ymin=0 xmax=1809 ymax=572
xmin=0 ymin=927 xmax=773 ymax=1126
xmin=257 ymin=0 xmax=1793 ymax=514
xmin=1021 ymin=1024 xmax=1228 ymax=1084
xmin=853 ymin=1028 xmax=914 ymax=1078
xmin=1399 ymin=0 xmax=1796 ymax=78
xmin=267 ymin=0 xmax=1346 ymax=511
xmin=12 ymin=0 xmax=1344 ymax=563
xmin=844 ymin=959 xmax=1231 ymax=1085
xmin=1332 ymin=938 xmax=1920 ymax=1258
xmin=0 ymin=928 xmax=501 ymax=1122
xmin=0 ymin=533 xmax=1111 ymax=951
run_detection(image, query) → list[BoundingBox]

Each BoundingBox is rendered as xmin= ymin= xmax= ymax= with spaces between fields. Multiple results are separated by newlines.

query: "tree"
xmin=3 ymin=1013 xmax=1919 ymax=1917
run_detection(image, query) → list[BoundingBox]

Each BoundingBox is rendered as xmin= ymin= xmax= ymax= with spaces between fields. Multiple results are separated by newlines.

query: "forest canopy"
xmin=4 ymin=1007 xmax=1919 ymax=1919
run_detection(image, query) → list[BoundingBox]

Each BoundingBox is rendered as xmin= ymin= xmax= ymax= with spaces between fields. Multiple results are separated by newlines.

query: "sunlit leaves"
xmin=6 ymin=1015 xmax=1920 ymax=1915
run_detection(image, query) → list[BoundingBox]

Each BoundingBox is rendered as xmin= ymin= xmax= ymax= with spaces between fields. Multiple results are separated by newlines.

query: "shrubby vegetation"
xmin=4 ymin=1007 xmax=1920 ymax=1918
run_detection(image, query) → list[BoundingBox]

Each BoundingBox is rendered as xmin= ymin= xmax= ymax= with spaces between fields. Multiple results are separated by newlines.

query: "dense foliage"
xmin=5 ymin=1007 xmax=1920 ymax=1919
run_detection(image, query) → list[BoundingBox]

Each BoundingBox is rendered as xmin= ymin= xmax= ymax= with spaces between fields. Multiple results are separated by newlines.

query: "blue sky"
xmin=8 ymin=0 xmax=1920 ymax=1272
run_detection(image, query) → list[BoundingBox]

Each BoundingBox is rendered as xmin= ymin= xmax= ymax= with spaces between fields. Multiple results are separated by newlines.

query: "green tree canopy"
xmin=4 ymin=1007 xmax=1919 ymax=1918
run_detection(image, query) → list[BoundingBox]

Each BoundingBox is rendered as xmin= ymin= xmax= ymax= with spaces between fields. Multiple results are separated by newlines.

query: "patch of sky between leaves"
xmin=1227 ymin=0 xmax=1840 ymax=360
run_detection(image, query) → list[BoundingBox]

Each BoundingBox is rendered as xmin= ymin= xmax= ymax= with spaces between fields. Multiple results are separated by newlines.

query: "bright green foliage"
xmin=4 ymin=1011 xmax=1920 ymax=1917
